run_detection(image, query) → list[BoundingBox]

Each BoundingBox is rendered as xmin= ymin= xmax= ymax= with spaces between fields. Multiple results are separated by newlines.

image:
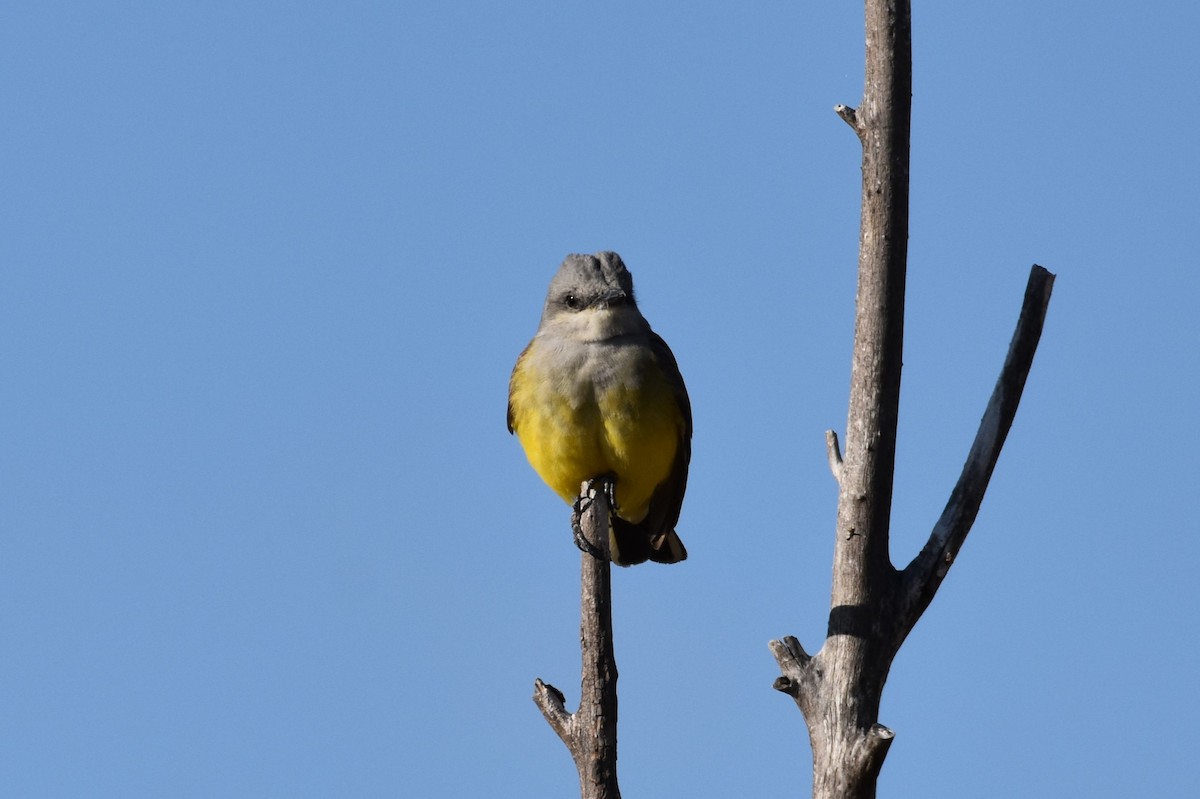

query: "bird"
xmin=507 ymin=251 xmax=691 ymax=566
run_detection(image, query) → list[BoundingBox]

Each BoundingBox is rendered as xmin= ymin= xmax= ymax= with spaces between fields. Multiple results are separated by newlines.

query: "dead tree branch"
xmin=768 ymin=0 xmax=1055 ymax=795
xmin=533 ymin=482 xmax=621 ymax=799
xmin=898 ymin=265 xmax=1055 ymax=632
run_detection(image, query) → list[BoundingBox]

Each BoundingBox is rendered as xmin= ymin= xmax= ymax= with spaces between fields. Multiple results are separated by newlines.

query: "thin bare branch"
xmin=899 ymin=265 xmax=1055 ymax=626
xmin=830 ymin=0 xmax=912 ymax=611
xmin=772 ymin=0 xmax=918 ymax=795
xmin=534 ymin=481 xmax=621 ymax=799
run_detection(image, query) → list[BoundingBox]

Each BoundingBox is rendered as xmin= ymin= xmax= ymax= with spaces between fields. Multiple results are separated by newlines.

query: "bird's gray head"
xmin=537 ymin=252 xmax=648 ymax=340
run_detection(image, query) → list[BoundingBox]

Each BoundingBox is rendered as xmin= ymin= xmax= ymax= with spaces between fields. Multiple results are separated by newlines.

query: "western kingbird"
xmin=507 ymin=251 xmax=690 ymax=566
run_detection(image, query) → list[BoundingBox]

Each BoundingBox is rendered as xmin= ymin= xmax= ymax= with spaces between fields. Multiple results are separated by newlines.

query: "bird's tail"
xmin=609 ymin=517 xmax=687 ymax=566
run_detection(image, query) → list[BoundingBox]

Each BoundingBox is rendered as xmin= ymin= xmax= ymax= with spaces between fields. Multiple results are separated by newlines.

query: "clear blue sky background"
xmin=3 ymin=2 xmax=1197 ymax=796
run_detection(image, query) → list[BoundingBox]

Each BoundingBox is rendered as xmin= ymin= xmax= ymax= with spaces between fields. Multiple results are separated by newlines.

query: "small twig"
xmin=825 ymin=430 xmax=844 ymax=483
xmin=835 ymin=103 xmax=861 ymax=136
xmin=769 ymin=635 xmax=820 ymax=747
xmin=769 ymin=636 xmax=813 ymax=696
xmin=533 ymin=678 xmax=570 ymax=739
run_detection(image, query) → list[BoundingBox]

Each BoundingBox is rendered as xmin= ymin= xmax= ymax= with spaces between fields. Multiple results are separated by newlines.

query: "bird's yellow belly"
xmin=512 ymin=368 xmax=679 ymax=522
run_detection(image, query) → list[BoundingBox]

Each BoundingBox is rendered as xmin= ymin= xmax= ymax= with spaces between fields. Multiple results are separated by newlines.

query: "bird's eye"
xmin=564 ymin=293 xmax=580 ymax=310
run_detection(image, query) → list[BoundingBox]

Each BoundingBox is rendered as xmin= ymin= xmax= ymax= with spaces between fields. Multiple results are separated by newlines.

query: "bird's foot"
xmin=571 ymin=510 xmax=606 ymax=560
xmin=571 ymin=475 xmax=617 ymax=560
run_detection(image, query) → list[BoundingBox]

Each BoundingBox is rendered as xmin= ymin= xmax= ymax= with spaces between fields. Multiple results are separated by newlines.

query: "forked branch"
xmin=771 ymin=267 xmax=1054 ymax=797
xmin=769 ymin=0 xmax=1054 ymax=793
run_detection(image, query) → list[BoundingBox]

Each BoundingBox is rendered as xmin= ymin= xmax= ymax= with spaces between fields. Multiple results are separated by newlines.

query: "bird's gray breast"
xmin=533 ymin=333 xmax=652 ymax=406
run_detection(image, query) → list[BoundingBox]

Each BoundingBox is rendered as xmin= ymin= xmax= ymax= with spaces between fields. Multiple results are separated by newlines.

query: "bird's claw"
xmin=571 ymin=475 xmax=617 ymax=561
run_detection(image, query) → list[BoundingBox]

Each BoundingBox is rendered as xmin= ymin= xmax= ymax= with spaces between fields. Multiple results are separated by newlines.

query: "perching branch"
xmin=533 ymin=481 xmax=621 ymax=799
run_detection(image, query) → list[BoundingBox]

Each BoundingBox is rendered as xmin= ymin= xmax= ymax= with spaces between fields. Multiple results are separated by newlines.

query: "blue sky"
xmin=2 ymin=1 xmax=1197 ymax=796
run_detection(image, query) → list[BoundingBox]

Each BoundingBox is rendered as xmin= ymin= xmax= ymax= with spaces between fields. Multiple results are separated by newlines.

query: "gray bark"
xmin=534 ymin=483 xmax=621 ymax=799
xmin=769 ymin=0 xmax=1055 ymax=796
